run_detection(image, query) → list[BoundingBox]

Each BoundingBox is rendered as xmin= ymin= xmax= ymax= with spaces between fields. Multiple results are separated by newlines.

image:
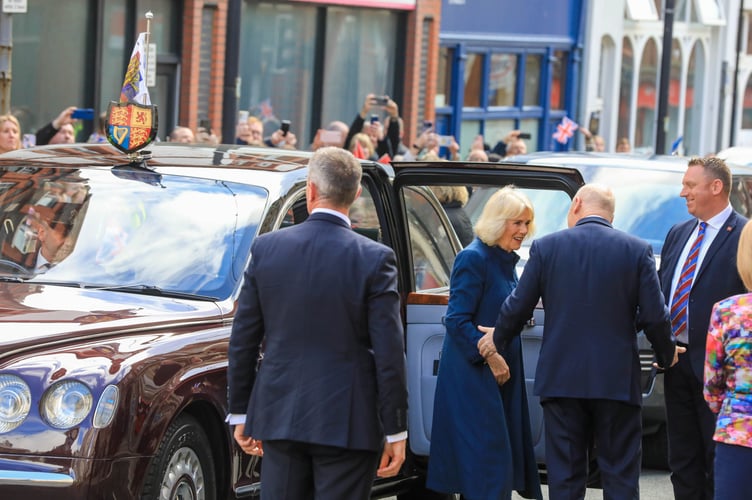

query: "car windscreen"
xmin=0 ymin=165 xmax=266 ymax=300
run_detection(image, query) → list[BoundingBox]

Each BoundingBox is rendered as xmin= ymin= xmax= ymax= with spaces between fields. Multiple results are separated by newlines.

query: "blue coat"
xmin=427 ymin=238 xmax=541 ymax=500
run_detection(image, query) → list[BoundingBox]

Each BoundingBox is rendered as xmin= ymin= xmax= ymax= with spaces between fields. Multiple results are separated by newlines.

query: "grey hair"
xmin=308 ymin=147 xmax=362 ymax=208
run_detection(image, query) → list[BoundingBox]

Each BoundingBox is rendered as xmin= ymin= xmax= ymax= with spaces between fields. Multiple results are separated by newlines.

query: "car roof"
xmin=505 ymin=151 xmax=752 ymax=176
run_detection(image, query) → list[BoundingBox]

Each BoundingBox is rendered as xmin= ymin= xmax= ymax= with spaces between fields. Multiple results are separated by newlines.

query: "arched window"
xmin=684 ymin=41 xmax=703 ymax=154
xmin=636 ymin=38 xmax=659 ymax=150
xmin=617 ymin=37 xmax=634 ymax=147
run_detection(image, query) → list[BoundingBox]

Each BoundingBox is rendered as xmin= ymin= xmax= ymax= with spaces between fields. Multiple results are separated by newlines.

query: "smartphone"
xmin=422 ymin=120 xmax=433 ymax=132
xmin=280 ymin=120 xmax=291 ymax=136
xmin=369 ymin=115 xmax=380 ymax=125
xmin=199 ymin=119 xmax=211 ymax=130
xmin=371 ymin=95 xmax=389 ymax=106
xmin=71 ymin=108 xmax=95 ymax=120
xmin=437 ymin=135 xmax=454 ymax=147
xmin=518 ymin=132 xmax=532 ymax=140
xmin=22 ymin=133 xmax=36 ymax=148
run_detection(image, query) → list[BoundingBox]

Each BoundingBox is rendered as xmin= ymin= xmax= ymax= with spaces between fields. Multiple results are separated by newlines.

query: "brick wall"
xmin=181 ymin=0 xmax=228 ymax=137
xmin=403 ymin=0 xmax=441 ymax=147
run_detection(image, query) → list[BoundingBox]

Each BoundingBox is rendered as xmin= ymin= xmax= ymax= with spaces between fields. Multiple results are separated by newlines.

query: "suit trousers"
xmin=542 ymin=397 xmax=641 ymax=500
xmin=260 ymin=439 xmax=380 ymax=500
xmin=665 ymin=350 xmax=716 ymax=500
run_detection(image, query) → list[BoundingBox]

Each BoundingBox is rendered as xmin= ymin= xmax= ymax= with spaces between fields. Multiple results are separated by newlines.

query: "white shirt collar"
xmin=702 ymin=204 xmax=732 ymax=230
xmin=311 ymin=207 xmax=351 ymax=227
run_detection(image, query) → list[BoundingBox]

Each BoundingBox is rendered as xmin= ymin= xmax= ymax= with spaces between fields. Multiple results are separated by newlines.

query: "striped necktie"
xmin=670 ymin=221 xmax=707 ymax=337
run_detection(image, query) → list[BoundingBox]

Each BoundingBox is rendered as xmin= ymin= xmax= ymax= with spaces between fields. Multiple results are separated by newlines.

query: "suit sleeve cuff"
xmin=226 ymin=413 xmax=245 ymax=425
xmin=386 ymin=431 xmax=407 ymax=443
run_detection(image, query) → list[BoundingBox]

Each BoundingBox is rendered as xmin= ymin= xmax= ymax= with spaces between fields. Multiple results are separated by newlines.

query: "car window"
xmin=349 ymin=186 xmax=382 ymax=242
xmin=0 ymin=166 xmax=267 ymax=300
xmin=402 ymin=186 xmax=456 ymax=291
xmin=464 ymin=186 xmax=573 ymax=271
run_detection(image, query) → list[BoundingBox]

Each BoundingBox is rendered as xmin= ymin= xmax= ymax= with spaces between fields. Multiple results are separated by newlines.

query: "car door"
xmin=385 ymin=161 xmax=584 ymax=464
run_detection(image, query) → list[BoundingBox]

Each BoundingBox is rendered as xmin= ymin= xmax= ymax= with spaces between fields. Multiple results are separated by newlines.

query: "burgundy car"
xmin=0 ymin=143 xmax=585 ymax=498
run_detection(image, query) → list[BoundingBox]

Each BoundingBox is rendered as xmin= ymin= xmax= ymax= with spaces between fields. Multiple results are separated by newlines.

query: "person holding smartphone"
xmin=343 ymin=93 xmax=401 ymax=160
xmin=265 ymin=119 xmax=298 ymax=149
xmin=35 ymin=106 xmax=78 ymax=146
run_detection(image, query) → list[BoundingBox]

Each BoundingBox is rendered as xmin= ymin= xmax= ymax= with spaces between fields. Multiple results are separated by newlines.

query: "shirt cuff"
xmin=386 ymin=431 xmax=407 ymax=443
xmin=226 ymin=413 xmax=245 ymax=425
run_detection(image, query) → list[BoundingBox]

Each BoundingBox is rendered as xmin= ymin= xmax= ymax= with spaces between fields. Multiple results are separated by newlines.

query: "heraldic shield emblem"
xmin=106 ymin=101 xmax=158 ymax=154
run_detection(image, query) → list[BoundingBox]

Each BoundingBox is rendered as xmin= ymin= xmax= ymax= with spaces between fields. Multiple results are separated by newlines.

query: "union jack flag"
xmin=553 ymin=116 xmax=578 ymax=145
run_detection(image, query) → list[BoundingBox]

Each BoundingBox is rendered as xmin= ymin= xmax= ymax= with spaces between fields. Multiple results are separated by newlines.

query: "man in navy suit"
xmin=659 ymin=156 xmax=748 ymax=500
xmin=478 ymin=184 xmax=681 ymax=499
xmin=227 ymin=147 xmax=408 ymax=499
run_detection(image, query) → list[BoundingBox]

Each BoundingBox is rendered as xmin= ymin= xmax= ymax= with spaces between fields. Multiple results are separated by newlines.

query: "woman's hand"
xmin=486 ymin=353 xmax=510 ymax=386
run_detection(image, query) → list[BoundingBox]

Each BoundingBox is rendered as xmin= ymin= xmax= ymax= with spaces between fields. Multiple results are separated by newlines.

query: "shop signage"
xmin=292 ymin=0 xmax=415 ymax=9
xmin=2 ymin=0 xmax=27 ymax=13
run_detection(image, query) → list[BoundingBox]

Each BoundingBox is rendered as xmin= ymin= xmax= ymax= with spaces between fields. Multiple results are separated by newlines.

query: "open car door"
xmin=387 ymin=161 xmax=584 ymax=469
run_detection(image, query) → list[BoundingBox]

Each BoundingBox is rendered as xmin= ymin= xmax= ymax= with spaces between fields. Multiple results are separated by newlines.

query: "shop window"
xmin=524 ymin=54 xmax=542 ymax=107
xmin=436 ymin=46 xmax=453 ymax=108
xmin=684 ymin=42 xmax=703 ymax=154
xmin=636 ymin=38 xmax=659 ymax=151
xmin=617 ymin=37 xmax=634 ymax=147
xmin=550 ymin=50 xmax=568 ymax=110
xmin=746 ymin=13 xmax=752 ymax=55
xmin=459 ymin=120 xmax=481 ymax=156
xmin=625 ymin=0 xmax=659 ymax=20
xmin=742 ymin=75 xmax=752 ymax=130
xmin=693 ymin=0 xmax=724 ymax=25
xmin=136 ymin=0 xmax=180 ymax=53
xmin=519 ymin=119 xmax=539 ymax=152
xmin=99 ymin=0 xmax=127 ymax=113
xmin=666 ymin=39 xmax=682 ymax=155
xmin=488 ymin=53 xmax=517 ymax=107
xmin=484 ymin=119 xmax=516 ymax=153
xmin=239 ymin=3 xmax=316 ymax=141
xmin=463 ymin=53 xmax=484 ymax=108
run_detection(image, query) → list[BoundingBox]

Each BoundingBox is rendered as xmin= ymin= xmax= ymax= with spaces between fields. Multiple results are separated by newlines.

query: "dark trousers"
xmin=260 ymin=439 xmax=380 ymax=500
xmin=542 ymin=397 xmax=641 ymax=500
xmin=714 ymin=442 xmax=752 ymax=500
xmin=665 ymin=350 xmax=716 ymax=500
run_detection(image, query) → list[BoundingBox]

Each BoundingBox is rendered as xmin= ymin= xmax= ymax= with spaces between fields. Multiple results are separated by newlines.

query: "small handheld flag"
xmin=671 ymin=136 xmax=683 ymax=155
xmin=553 ymin=116 xmax=578 ymax=145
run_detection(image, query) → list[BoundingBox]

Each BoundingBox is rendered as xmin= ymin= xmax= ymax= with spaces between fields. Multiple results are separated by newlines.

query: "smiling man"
xmin=658 ymin=156 xmax=749 ymax=500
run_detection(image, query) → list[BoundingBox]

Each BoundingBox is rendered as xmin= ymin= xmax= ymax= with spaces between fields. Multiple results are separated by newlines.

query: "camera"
xmin=280 ymin=120 xmax=291 ymax=136
xmin=518 ymin=132 xmax=532 ymax=140
xmin=369 ymin=115 xmax=380 ymax=124
xmin=422 ymin=120 xmax=433 ymax=132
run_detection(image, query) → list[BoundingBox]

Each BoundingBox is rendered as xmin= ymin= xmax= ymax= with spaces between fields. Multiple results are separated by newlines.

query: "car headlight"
xmin=0 ymin=374 xmax=31 ymax=433
xmin=41 ymin=380 xmax=93 ymax=429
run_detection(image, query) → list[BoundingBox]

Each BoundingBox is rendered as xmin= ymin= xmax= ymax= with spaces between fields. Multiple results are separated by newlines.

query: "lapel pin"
xmin=727 ymin=226 xmax=733 ymax=232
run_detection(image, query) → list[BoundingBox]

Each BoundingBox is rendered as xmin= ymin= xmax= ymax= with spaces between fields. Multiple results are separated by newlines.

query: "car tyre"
xmin=141 ymin=414 xmax=217 ymax=500
xmin=642 ymin=423 xmax=669 ymax=470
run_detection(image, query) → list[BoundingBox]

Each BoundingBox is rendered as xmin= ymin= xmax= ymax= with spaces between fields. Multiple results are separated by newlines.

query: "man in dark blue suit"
xmin=478 ymin=184 xmax=681 ymax=499
xmin=227 ymin=147 xmax=408 ymax=499
xmin=659 ymin=156 xmax=748 ymax=500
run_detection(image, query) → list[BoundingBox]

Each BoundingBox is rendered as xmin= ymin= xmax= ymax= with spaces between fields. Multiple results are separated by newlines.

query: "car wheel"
xmin=141 ymin=415 xmax=217 ymax=500
xmin=642 ymin=423 xmax=669 ymax=470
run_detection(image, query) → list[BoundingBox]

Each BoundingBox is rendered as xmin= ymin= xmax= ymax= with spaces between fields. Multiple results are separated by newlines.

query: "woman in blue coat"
xmin=427 ymin=185 xmax=542 ymax=500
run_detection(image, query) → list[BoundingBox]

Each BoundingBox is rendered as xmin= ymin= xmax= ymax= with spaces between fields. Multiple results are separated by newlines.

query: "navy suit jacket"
xmin=228 ymin=212 xmax=408 ymax=452
xmin=493 ymin=216 xmax=675 ymax=406
xmin=659 ymin=210 xmax=747 ymax=381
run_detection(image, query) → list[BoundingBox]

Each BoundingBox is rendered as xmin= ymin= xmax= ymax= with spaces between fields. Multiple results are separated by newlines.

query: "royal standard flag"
xmin=120 ymin=33 xmax=151 ymax=104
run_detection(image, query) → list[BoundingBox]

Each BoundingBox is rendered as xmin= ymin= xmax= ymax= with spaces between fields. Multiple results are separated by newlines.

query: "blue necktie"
xmin=670 ymin=222 xmax=707 ymax=337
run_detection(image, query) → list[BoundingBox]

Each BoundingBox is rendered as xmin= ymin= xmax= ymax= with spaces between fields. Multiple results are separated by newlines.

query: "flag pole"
xmin=143 ymin=11 xmax=153 ymax=105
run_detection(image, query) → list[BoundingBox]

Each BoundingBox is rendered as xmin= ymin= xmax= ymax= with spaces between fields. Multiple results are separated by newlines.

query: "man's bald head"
xmin=567 ymin=183 xmax=615 ymax=227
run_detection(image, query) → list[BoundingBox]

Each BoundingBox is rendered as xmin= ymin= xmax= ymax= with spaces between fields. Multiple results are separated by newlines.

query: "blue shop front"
xmin=436 ymin=0 xmax=585 ymax=155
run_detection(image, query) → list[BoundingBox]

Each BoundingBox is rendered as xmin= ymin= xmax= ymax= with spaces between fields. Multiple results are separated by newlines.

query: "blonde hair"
xmin=430 ymin=185 xmax=469 ymax=207
xmin=737 ymin=220 xmax=752 ymax=291
xmin=350 ymin=132 xmax=375 ymax=158
xmin=0 ymin=114 xmax=21 ymax=151
xmin=474 ymin=185 xmax=535 ymax=246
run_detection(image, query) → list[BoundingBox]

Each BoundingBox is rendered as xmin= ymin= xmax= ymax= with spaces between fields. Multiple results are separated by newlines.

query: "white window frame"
xmin=693 ymin=0 xmax=725 ymax=26
xmin=626 ymin=0 xmax=659 ymax=20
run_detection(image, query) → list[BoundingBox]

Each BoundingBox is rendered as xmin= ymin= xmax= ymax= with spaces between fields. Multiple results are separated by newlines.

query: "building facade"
xmin=6 ymin=0 xmax=439 ymax=146
xmin=434 ymin=0 xmax=586 ymax=156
